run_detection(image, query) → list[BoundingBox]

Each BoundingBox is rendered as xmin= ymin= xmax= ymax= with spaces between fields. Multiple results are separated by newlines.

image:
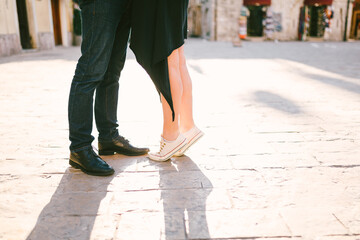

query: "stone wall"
xmin=61 ymin=0 xmax=74 ymax=47
xmin=38 ymin=32 xmax=55 ymax=50
xmin=0 ymin=34 xmax=22 ymax=57
xmin=201 ymin=0 xmax=216 ymax=39
xmin=328 ymin=0 xmax=353 ymax=41
xmin=0 ymin=0 xmax=22 ymax=56
xmin=215 ymin=0 xmax=242 ymax=41
xmin=35 ymin=0 xmax=55 ymax=50
xmin=272 ymin=0 xmax=303 ymax=41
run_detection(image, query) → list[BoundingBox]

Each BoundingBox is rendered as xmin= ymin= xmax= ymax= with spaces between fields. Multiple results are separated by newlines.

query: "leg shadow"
xmin=152 ymin=156 xmax=213 ymax=239
xmin=26 ymin=155 xmax=135 ymax=240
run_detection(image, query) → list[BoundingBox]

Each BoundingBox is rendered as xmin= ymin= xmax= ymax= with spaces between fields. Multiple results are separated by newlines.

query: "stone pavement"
xmin=0 ymin=39 xmax=360 ymax=240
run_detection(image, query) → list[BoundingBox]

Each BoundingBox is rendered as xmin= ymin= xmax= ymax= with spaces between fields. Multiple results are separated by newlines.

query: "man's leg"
xmin=68 ymin=0 xmax=130 ymax=175
xmin=68 ymin=0 xmax=129 ymax=151
xmin=94 ymin=8 xmax=149 ymax=156
xmin=94 ymin=12 xmax=130 ymax=142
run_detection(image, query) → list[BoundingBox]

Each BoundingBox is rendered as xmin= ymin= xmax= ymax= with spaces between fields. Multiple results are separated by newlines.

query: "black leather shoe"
xmin=98 ymin=135 xmax=149 ymax=156
xmin=69 ymin=147 xmax=115 ymax=176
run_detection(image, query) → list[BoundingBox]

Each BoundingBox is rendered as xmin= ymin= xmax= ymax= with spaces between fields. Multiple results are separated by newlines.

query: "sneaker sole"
xmin=148 ymin=138 xmax=187 ymax=162
xmin=173 ymin=131 xmax=204 ymax=157
xmin=98 ymin=149 xmax=149 ymax=156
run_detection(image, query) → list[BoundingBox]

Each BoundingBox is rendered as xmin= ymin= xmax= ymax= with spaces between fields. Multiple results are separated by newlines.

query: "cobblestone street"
xmin=0 ymin=39 xmax=360 ymax=240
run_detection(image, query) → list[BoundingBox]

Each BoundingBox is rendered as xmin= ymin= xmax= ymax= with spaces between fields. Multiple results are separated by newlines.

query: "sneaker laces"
xmin=158 ymin=139 xmax=166 ymax=154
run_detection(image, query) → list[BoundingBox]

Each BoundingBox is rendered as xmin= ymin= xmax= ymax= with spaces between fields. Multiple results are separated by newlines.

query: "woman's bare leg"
xmin=161 ymin=48 xmax=183 ymax=141
xmin=150 ymin=45 xmax=202 ymax=160
xmin=178 ymin=45 xmax=195 ymax=133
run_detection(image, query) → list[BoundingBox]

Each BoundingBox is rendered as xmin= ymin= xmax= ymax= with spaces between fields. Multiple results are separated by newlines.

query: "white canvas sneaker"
xmin=148 ymin=134 xmax=187 ymax=162
xmin=173 ymin=126 xmax=204 ymax=157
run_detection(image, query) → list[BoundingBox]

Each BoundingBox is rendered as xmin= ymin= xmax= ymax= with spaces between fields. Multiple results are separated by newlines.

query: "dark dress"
xmin=130 ymin=0 xmax=189 ymax=120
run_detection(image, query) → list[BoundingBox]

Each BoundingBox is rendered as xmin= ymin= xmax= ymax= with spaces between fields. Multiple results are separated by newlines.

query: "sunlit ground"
xmin=0 ymin=39 xmax=359 ymax=239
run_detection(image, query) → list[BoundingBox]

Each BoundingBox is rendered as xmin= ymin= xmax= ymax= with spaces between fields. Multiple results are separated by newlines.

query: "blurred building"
xmin=0 ymin=0 xmax=74 ymax=57
xmin=189 ymin=0 xmax=358 ymax=41
xmin=350 ymin=0 xmax=360 ymax=39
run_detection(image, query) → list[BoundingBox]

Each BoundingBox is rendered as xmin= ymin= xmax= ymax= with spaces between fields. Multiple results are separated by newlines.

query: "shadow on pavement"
xmin=151 ymin=156 xmax=213 ymax=239
xmin=25 ymin=155 xmax=213 ymax=239
xmin=253 ymin=91 xmax=304 ymax=114
xmin=26 ymin=156 xmax=135 ymax=240
xmin=302 ymin=73 xmax=360 ymax=95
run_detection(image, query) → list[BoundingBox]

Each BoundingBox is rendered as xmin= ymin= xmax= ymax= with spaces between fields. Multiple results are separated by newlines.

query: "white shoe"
xmin=148 ymin=134 xmax=187 ymax=162
xmin=173 ymin=126 xmax=204 ymax=157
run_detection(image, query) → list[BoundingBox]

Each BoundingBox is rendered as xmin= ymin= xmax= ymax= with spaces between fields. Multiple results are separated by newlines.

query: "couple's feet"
xmin=148 ymin=126 xmax=204 ymax=162
xmin=69 ymin=128 xmax=204 ymax=176
xmin=69 ymin=136 xmax=149 ymax=176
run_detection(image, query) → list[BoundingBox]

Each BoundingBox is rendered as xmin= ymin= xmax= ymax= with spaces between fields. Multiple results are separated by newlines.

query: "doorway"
xmin=351 ymin=11 xmax=360 ymax=39
xmin=350 ymin=1 xmax=360 ymax=39
xmin=51 ymin=0 xmax=62 ymax=45
xmin=16 ymin=0 xmax=33 ymax=49
xmin=308 ymin=5 xmax=326 ymax=37
xmin=247 ymin=6 xmax=265 ymax=37
xmin=189 ymin=6 xmax=202 ymax=37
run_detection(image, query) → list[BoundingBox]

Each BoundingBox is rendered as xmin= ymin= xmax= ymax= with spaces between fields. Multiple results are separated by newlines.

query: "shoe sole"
xmin=69 ymin=160 xmax=114 ymax=176
xmin=174 ymin=131 xmax=204 ymax=157
xmin=148 ymin=138 xmax=187 ymax=162
xmin=98 ymin=149 xmax=149 ymax=156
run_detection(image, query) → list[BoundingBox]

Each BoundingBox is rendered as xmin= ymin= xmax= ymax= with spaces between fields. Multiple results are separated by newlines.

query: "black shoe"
xmin=98 ymin=135 xmax=149 ymax=156
xmin=69 ymin=147 xmax=115 ymax=176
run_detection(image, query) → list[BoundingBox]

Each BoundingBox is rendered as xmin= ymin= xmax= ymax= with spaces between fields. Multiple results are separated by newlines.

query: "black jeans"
xmin=68 ymin=0 xmax=131 ymax=151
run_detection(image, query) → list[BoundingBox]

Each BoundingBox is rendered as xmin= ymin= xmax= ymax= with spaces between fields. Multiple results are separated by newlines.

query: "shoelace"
xmin=158 ymin=140 xmax=166 ymax=153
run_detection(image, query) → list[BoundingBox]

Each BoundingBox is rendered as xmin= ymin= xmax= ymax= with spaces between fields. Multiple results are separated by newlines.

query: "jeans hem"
xmin=70 ymin=145 xmax=93 ymax=153
xmin=98 ymin=134 xmax=120 ymax=143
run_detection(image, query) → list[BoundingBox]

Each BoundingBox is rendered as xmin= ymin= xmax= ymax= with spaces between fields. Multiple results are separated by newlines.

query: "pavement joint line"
xmin=332 ymin=213 xmax=351 ymax=233
xmin=262 ymin=165 xmax=360 ymax=169
xmin=187 ymin=236 xmax=303 ymax=240
xmin=278 ymin=212 xmax=293 ymax=236
xmin=324 ymin=234 xmax=360 ymax=237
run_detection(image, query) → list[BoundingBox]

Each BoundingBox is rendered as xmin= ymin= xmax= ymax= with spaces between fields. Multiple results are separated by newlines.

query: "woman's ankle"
xmin=162 ymin=130 xmax=180 ymax=141
xmin=180 ymin=123 xmax=195 ymax=134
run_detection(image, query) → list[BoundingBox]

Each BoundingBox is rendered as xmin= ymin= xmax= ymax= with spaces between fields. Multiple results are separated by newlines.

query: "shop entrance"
xmin=189 ymin=5 xmax=202 ymax=37
xmin=350 ymin=0 xmax=360 ymax=39
xmin=51 ymin=0 xmax=62 ymax=45
xmin=16 ymin=0 xmax=33 ymax=49
xmin=247 ymin=6 xmax=265 ymax=37
xmin=308 ymin=5 xmax=326 ymax=37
